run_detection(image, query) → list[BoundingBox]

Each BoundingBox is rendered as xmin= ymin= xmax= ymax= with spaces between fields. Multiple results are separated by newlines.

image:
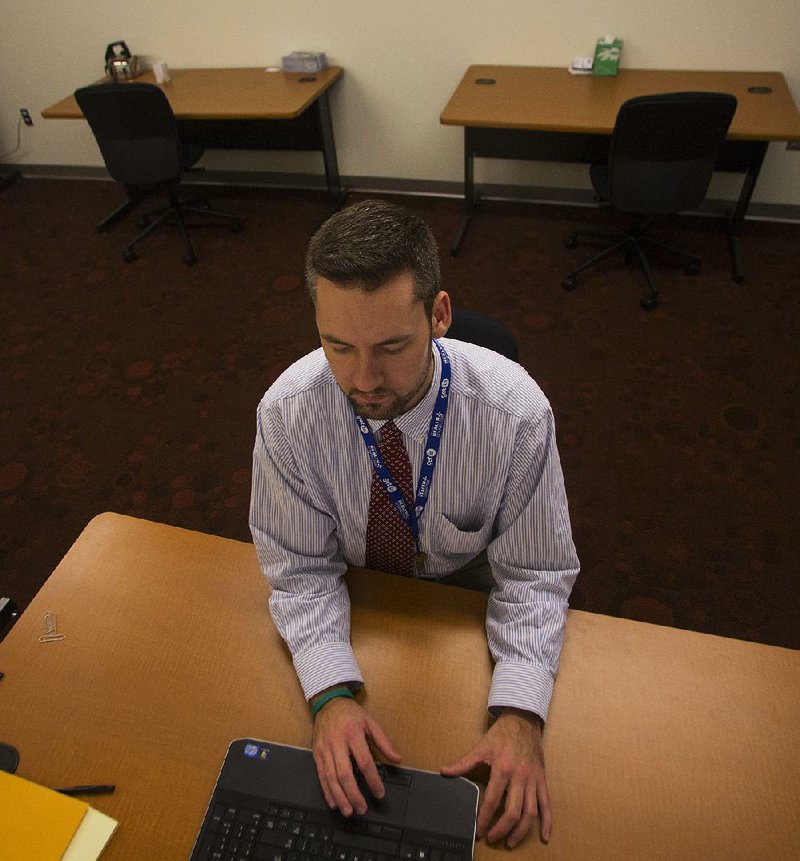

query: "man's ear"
xmin=431 ymin=291 xmax=452 ymax=338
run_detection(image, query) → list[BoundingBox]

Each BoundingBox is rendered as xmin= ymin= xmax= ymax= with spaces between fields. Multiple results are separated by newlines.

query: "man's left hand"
xmin=440 ymin=709 xmax=551 ymax=848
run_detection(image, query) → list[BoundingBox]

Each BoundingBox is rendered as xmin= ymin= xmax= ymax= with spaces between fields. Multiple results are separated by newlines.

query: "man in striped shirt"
xmin=250 ymin=200 xmax=579 ymax=848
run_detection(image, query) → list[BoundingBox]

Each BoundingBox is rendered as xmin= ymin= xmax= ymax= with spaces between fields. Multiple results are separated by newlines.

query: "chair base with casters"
xmin=73 ymin=82 xmax=242 ymax=265
xmin=561 ymin=91 xmax=737 ymax=310
xmin=562 ymin=217 xmax=702 ymax=311
xmin=122 ymin=185 xmax=241 ymax=266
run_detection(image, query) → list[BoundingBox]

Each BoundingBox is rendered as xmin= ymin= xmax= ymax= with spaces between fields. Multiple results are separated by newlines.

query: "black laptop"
xmin=190 ymin=739 xmax=479 ymax=861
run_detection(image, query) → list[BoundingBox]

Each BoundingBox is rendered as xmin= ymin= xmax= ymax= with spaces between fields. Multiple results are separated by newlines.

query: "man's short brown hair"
xmin=305 ymin=199 xmax=441 ymax=316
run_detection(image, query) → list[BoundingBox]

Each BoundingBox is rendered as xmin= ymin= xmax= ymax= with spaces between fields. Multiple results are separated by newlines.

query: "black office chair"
xmin=562 ymin=91 xmax=737 ymax=309
xmin=74 ymin=83 xmax=241 ymax=265
xmin=447 ymin=306 xmax=519 ymax=362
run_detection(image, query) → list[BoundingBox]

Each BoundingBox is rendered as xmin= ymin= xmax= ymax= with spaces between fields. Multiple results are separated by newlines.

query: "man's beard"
xmin=346 ymin=348 xmax=434 ymax=420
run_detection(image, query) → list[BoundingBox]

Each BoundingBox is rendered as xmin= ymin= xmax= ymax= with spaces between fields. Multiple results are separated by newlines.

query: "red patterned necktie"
xmin=364 ymin=420 xmax=415 ymax=576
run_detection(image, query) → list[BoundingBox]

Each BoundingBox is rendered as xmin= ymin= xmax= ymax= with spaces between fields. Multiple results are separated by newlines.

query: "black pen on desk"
xmin=56 ymin=784 xmax=116 ymax=796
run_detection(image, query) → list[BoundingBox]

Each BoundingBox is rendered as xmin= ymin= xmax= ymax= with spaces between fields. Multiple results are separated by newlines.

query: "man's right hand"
xmin=311 ymin=694 xmax=401 ymax=817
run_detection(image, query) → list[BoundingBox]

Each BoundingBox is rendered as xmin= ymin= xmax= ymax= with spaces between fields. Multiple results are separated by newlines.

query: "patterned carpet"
xmin=2 ymin=177 xmax=799 ymax=649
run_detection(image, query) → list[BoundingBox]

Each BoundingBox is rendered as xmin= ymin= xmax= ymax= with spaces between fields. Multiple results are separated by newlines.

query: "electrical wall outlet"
xmin=20 ymin=108 xmax=33 ymax=126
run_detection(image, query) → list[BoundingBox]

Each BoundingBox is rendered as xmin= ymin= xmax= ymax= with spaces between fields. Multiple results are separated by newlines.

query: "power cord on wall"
xmin=1 ymin=117 xmax=25 ymax=160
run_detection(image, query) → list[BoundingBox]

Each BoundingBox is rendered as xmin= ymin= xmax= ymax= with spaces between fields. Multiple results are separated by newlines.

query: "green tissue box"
xmin=593 ymin=36 xmax=623 ymax=76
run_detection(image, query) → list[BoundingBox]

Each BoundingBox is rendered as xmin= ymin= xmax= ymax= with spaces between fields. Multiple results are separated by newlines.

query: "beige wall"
xmin=2 ymin=1 xmax=798 ymax=205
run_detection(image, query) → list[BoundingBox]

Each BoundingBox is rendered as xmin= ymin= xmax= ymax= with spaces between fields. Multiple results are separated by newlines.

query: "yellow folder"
xmin=0 ymin=770 xmax=117 ymax=860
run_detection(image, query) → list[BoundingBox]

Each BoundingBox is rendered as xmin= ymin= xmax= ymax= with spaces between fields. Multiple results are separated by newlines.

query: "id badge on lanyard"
xmin=354 ymin=340 xmax=451 ymax=575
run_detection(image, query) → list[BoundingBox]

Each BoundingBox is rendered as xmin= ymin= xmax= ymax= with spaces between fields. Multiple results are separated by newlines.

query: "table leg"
xmin=96 ymin=199 xmax=137 ymax=232
xmin=96 ymin=185 xmax=146 ymax=232
xmin=725 ymin=140 xmax=768 ymax=284
xmin=451 ymin=130 xmax=479 ymax=256
xmin=317 ymin=92 xmax=347 ymax=211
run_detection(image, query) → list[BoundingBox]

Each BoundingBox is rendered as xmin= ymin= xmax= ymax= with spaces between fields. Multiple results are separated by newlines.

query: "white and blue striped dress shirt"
xmin=250 ymin=337 xmax=579 ymax=721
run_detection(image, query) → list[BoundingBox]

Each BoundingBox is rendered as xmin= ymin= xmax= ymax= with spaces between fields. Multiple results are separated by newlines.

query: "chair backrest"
xmin=74 ymin=83 xmax=183 ymax=186
xmin=447 ymin=306 xmax=519 ymax=362
xmin=607 ymin=91 xmax=738 ymax=215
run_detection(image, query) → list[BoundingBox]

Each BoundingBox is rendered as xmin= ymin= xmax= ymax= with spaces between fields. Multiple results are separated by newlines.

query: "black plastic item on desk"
xmin=56 ymin=784 xmax=116 ymax=796
xmin=0 ymin=596 xmax=20 ymax=641
xmin=0 ymin=742 xmax=20 ymax=774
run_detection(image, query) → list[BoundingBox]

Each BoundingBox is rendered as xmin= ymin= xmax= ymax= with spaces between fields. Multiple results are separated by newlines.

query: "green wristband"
xmin=311 ymin=686 xmax=354 ymax=718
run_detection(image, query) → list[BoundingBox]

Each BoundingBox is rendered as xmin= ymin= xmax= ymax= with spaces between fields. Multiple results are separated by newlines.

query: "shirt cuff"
xmin=487 ymin=661 xmax=554 ymax=722
xmin=293 ymin=641 xmax=365 ymax=701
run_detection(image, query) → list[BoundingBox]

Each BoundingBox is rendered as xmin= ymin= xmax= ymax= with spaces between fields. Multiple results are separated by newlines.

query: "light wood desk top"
xmin=41 ymin=66 xmax=344 ymax=121
xmin=0 ymin=513 xmax=798 ymax=859
xmin=440 ymin=65 xmax=800 ymax=141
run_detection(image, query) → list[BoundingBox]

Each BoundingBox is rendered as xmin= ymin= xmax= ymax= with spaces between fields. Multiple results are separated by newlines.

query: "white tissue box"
xmin=281 ymin=52 xmax=328 ymax=73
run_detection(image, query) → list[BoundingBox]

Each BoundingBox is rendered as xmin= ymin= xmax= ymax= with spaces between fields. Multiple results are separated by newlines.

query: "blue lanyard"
xmin=354 ymin=340 xmax=451 ymax=557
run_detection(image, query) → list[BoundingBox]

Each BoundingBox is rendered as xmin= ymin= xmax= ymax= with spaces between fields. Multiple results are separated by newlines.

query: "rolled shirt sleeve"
xmin=485 ymin=407 xmax=579 ymax=721
xmin=250 ymin=401 xmax=364 ymax=700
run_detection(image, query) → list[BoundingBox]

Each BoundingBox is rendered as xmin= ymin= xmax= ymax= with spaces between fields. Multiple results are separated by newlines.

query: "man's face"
xmin=315 ymin=271 xmax=451 ymax=420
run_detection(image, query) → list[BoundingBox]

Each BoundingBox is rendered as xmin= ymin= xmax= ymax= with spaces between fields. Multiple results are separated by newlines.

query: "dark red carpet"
xmin=2 ymin=178 xmax=798 ymax=648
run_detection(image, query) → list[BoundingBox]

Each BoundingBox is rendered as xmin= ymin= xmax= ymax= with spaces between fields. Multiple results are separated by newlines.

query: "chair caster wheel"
xmin=562 ymin=275 xmax=577 ymax=291
xmin=183 ymin=251 xmax=198 ymax=266
xmin=641 ymin=295 xmax=658 ymax=311
xmin=565 ymin=234 xmax=578 ymax=249
xmin=124 ymin=248 xmax=137 ymax=263
xmin=685 ymin=262 xmax=701 ymax=276
xmin=138 ymin=216 xmax=150 ymax=229
xmin=230 ymin=220 xmax=242 ymax=233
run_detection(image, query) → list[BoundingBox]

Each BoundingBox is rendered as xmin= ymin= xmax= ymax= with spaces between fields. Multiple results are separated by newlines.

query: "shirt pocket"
xmin=426 ymin=513 xmax=491 ymax=557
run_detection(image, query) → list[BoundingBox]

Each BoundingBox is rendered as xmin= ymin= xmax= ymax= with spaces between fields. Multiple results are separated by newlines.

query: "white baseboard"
xmin=5 ymin=163 xmax=799 ymax=224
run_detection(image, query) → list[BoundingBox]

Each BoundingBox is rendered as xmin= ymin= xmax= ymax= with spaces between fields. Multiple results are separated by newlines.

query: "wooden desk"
xmin=1 ymin=513 xmax=798 ymax=859
xmin=440 ymin=65 xmax=800 ymax=280
xmin=42 ymin=67 xmax=346 ymax=209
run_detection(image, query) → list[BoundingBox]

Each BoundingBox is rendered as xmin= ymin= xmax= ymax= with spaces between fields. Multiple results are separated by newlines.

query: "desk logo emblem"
xmin=39 ymin=611 xmax=65 ymax=643
xmin=244 ymin=744 xmax=270 ymax=760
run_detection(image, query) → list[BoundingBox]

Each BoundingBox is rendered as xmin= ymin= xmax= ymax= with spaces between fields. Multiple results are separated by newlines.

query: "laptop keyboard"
xmin=191 ymin=796 xmax=471 ymax=861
